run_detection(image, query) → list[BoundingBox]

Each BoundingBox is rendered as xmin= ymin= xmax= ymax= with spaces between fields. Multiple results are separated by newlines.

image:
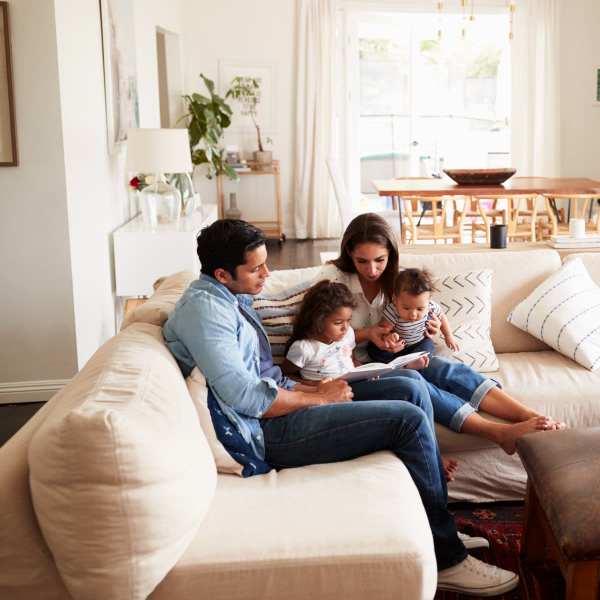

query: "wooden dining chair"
xmin=462 ymin=196 xmax=507 ymax=243
xmin=401 ymin=196 xmax=467 ymax=244
xmin=542 ymin=193 xmax=600 ymax=235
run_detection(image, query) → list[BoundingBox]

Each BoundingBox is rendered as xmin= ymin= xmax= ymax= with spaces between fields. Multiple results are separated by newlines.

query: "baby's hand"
xmin=384 ymin=333 xmax=404 ymax=350
xmin=445 ymin=337 xmax=460 ymax=352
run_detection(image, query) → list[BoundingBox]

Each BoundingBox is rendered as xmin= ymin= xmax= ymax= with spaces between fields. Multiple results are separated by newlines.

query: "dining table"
xmin=372 ymin=176 xmax=600 ymax=239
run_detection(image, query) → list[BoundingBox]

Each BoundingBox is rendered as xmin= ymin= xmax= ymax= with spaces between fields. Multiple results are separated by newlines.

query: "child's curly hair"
xmin=394 ymin=268 xmax=437 ymax=297
xmin=286 ymin=280 xmax=356 ymax=350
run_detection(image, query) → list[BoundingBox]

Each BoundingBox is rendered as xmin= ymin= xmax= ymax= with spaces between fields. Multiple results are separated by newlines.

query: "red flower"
xmin=129 ymin=176 xmax=141 ymax=190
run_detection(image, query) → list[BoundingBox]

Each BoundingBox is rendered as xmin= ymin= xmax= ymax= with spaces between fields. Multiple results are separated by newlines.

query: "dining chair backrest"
xmin=326 ymin=157 xmax=353 ymax=231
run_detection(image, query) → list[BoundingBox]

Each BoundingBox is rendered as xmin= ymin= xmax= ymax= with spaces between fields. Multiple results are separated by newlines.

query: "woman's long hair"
xmin=332 ymin=213 xmax=399 ymax=302
xmin=286 ymin=280 xmax=356 ymax=352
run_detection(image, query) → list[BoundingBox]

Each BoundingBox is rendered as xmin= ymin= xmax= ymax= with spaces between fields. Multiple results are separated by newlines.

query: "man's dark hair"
xmin=197 ymin=219 xmax=266 ymax=279
xmin=394 ymin=268 xmax=437 ymax=297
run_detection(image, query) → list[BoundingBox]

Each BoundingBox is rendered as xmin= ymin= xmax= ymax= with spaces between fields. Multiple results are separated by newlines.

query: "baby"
xmin=367 ymin=268 xmax=458 ymax=364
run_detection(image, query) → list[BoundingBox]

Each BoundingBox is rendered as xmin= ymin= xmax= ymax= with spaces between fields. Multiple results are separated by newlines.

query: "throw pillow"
xmin=507 ymin=257 xmax=600 ymax=371
xmin=186 ymin=367 xmax=244 ymax=476
xmin=433 ymin=269 xmax=499 ymax=372
xmin=253 ymin=279 xmax=317 ymax=364
xmin=28 ymin=323 xmax=217 ymax=600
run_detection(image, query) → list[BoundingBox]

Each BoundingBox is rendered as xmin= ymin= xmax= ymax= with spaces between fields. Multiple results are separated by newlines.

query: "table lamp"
xmin=126 ymin=128 xmax=193 ymax=226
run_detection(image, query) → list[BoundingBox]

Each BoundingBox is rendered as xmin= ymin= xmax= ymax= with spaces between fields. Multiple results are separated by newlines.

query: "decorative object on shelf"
xmin=99 ymin=0 xmax=140 ymax=154
xmin=226 ymin=75 xmax=273 ymax=166
xmin=225 ymin=192 xmax=242 ymax=219
xmin=490 ymin=224 xmax=508 ymax=249
xmin=181 ymin=74 xmax=238 ymax=181
xmin=0 ymin=1 xmax=17 ymax=166
xmin=168 ymin=172 xmax=199 ymax=217
xmin=443 ymin=168 xmax=517 ymax=186
xmin=126 ymin=128 xmax=193 ymax=227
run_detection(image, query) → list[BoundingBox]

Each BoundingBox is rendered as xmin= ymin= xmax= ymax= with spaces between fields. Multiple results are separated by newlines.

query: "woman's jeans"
xmin=418 ymin=357 xmax=499 ymax=432
xmin=261 ymin=371 xmax=468 ymax=570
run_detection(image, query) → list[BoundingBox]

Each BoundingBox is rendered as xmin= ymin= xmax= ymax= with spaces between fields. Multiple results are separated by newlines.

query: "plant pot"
xmin=254 ymin=151 xmax=272 ymax=165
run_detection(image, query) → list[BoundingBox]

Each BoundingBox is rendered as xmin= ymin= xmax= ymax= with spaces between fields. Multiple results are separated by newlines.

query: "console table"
xmin=113 ymin=204 xmax=218 ymax=300
xmin=216 ymin=160 xmax=285 ymax=242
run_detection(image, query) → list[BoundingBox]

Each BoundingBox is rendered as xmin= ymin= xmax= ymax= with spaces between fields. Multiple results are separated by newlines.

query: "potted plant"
xmin=181 ymin=74 xmax=238 ymax=181
xmin=226 ymin=76 xmax=272 ymax=166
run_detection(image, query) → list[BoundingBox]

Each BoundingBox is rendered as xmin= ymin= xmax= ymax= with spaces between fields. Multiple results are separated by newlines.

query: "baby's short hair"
xmin=394 ymin=268 xmax=437 ymax=297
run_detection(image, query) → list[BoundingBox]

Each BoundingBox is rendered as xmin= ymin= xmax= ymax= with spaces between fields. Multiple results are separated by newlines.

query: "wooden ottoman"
xmin=516 ymin=428 xmax=600 ymax=600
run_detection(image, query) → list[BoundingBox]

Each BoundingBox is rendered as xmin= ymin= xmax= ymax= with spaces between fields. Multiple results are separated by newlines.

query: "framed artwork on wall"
xmin=99 ymin=0 xmax=140 ymax=154
xmin=0 ymin=1 xmax=17 ymax=166
xmin=218 ymin=59 xmax=276 ymax=135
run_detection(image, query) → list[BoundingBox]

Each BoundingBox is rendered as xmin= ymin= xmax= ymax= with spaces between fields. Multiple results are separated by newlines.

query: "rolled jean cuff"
xmin=469 ymin=378 xmax=500 ymax=410
xmin=449 ymin=403 xmax=476 ymax=432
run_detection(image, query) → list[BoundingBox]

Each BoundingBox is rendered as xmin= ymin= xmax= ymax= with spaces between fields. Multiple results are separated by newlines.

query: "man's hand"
xmin=316 ymin=378 xmax=353 ymax=404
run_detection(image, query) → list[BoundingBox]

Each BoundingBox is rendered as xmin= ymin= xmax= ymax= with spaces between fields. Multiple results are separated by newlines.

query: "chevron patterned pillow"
xmin=434 ymin=269 xmax=498 ymax=372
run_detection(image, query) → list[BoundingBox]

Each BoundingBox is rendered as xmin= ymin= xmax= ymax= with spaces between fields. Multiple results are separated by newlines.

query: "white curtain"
xmin=294 ymin=0 xmax=339 ymax=239
xmin=511 ymin=0 xmax=561 ymax=177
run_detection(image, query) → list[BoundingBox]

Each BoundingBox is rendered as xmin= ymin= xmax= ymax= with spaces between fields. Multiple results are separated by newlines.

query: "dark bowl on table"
xmin=443 ymin=168 xmax=517 ymax=186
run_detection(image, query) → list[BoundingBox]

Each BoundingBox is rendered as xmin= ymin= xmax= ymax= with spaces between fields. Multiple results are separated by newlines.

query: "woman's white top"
xmin=286 ymin=328 xmax=356 ymax=381
xmin=324 ymin=266 xmax=387 ymax=362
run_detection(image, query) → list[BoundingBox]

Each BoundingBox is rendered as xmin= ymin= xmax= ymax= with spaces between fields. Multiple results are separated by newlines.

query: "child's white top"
xmin=286 ymin=328 xmax=356 ymax=381
xmin=382 ymin=300 xmax=442 ymax=346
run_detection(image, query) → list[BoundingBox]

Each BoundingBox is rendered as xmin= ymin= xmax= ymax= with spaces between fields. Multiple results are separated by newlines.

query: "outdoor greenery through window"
xmin=357 ymin=12 xmax=510 ymax=192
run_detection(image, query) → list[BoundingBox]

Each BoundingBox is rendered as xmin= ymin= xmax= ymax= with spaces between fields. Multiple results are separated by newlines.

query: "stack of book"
xmin=549 ymin=234 xmax=600 ymax=249
xmin=230 ymin=162 xmax=251 ymax=173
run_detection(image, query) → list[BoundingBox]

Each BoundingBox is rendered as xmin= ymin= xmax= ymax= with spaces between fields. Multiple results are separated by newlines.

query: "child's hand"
xmin=445 ymin=337 xmax=460 ymax=352
xmin=384 ymin=333 xmax=404 ymax=351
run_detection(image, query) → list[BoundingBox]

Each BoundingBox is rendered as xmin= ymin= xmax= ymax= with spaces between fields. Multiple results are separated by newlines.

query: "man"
xmin=163 ymin=219 xmax=518 ymax=597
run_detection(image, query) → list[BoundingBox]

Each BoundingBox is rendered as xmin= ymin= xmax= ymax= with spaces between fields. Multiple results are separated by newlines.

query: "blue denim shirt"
xmin=163 ymin=275 xmax=290 ymax=460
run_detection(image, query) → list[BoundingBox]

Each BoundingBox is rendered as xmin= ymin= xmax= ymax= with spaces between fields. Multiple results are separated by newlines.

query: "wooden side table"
xmin=216 ymin=159 xmax=285 ymax=242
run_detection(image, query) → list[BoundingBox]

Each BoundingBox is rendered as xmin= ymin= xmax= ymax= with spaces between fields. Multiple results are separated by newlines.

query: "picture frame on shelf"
xmin=99 ymin=0 xmax=140 ymax=154
xmin=218 ymin=59 xmax=276 ymax=135
xmin=0 ymin=1 xmax=17 ymax=166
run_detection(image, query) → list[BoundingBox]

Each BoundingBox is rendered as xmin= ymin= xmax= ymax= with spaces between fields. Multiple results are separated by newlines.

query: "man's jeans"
xmin=418 ymin=357 xmax=499 ymax=432
xmin=261 ymin=372 xmax=467 ymax=570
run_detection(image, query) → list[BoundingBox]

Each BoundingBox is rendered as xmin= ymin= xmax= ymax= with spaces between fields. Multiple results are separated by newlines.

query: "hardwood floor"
xmin=0 ymin=239 xmax=341 ymax=447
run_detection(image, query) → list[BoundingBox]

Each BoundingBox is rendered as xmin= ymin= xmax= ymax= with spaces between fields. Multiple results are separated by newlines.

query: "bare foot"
xmin=404 ymin=356 xmax=430 ymax=370
xmin=443 ymin=458 xmax=459 ymax=482
xmin=498 ymin=416 xmax=553 ymax=455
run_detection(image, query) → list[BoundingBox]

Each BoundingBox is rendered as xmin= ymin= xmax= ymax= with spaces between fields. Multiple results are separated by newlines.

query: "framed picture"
xmin=219 ymin=59 xmax=276 ymax=134
xmin=99 ymin=0 xmax=140 ymax=154
xmin=0 ymin=1 xmax=17 ymax=166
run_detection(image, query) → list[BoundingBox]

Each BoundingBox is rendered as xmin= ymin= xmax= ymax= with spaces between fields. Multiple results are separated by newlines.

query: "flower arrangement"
xmin=129 ymin=174 xmax=156 ymax=192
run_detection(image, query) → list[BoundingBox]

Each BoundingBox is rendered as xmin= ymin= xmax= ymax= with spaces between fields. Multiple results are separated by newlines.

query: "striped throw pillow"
xmin=434 ymin=269 xmax=499 ymax=372
xmin=508 ymin=258 xmax=600 ymax=371
xmin=253 ymin=280 xmax=315 ymax=364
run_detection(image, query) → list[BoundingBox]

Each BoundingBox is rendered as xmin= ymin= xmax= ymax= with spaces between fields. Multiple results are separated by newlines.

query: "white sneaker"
xmin=458 ymin=531 xmax=490 ymax=550
xmin=437 ymin=555 xmax=519 ymax=597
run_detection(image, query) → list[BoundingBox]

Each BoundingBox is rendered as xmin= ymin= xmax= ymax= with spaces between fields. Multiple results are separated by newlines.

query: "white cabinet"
xmin=113 ymin=204 xmax=218 ymax=297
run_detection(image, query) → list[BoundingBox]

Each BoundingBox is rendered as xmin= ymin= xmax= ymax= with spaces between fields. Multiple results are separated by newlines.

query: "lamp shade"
xmin=126 ymin=128 xmax=193 ymax=173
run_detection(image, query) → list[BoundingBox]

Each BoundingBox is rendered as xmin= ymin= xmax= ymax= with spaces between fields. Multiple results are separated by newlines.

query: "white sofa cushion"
xmin=149 ymin=452 xmax=436 ymax=600
xmin=186 ymin=367 xmax=243 ymax=475
xmin=398 ymin=249 xmax=561 ymax=353
xmin=434 ymin=269 xmax=498 ymax=372
xmin=564 ymin=252 xmax=600 ymax=284
xmin=507 ymin=257 xmax=600 ymax=370
xmin=28 ymin=323 xmax=217 ymax=600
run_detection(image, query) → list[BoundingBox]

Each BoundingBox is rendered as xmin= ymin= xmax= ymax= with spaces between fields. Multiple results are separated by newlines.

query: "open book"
xmin=339 ymin=351 xmax=429 ymax=383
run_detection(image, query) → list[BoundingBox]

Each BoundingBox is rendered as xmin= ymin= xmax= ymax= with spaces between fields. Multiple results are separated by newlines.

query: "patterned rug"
xmin=435 ymin=501 xmax=529 ymax=600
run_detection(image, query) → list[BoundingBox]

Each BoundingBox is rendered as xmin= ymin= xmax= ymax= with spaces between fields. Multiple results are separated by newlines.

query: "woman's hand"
xmin=425 ymin=312 xmax=442 ymax=339
xmin=368 ymin=323 xmax=406 ymax=353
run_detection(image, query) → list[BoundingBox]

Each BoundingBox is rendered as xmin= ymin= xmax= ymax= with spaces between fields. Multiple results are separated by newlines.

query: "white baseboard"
xmin=0 ymin=379 xmax=70 ymax=404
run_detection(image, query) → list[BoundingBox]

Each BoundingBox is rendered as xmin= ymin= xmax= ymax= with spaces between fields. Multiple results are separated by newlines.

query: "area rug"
xmin=435 ymin=501 xmax=525 ymax=600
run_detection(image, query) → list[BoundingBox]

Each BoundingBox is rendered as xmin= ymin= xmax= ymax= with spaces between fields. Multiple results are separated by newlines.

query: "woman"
xmin=327 ymin=212 xmax=562 ymax=455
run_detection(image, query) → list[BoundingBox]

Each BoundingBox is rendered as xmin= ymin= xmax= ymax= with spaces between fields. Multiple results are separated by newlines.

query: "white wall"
xmin=181 ymin=0 xmax=297 ymax=237
xmin=0 ymin=0 xmax=186 ymax=401
xmin=559 ymin=0 xmax=600 ymax=179
xmin=0 ymin=0 xmax=77 ymax=394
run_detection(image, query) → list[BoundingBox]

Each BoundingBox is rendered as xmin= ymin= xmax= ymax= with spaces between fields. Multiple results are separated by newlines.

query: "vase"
xmin=139 ymin=176 xmax=181 ymax=227
xmin=168 ymin=172 xmax=198 ymax=217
